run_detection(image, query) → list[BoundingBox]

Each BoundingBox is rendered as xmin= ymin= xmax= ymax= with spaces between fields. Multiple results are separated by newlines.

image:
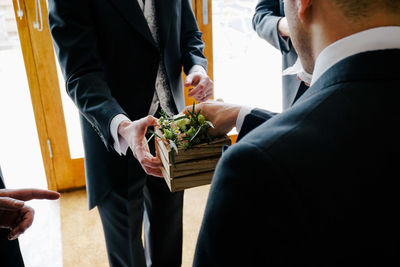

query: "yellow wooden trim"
xmin=11 ymin=0 xmax=58 ymax=190
xmin=11 ymin=0 xmax=85 ymax=191
xmin=185 ymin=0 xmax=214 ymax=106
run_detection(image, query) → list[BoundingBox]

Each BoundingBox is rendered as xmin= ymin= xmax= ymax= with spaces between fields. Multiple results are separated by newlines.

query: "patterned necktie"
xmin=143 ymin=0 xmax=177 ymax=117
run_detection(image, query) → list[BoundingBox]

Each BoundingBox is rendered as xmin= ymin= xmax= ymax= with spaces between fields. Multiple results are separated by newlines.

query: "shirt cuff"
xmin=110 ymin=114 xmax=131 ymax=155
xmin=189 ymin=65 xmax=207 ymax=75
xmin=282 ymin=58 xmax=313 ymax=85
xmin=236 ymin=106 xmax=253 ymax=133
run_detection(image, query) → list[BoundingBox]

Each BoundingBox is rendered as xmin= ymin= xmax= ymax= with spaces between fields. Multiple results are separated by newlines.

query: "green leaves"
xmin=150 ymin=102 xmax=216 ymax=167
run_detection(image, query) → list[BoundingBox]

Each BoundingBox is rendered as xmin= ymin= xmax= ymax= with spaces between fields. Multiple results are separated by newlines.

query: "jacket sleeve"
xmin=237 ymin=108 xmax=278 ymax=141
xmin=0 ymin=166 xmax=4 ymax=188
xmin=252 ymin=0 xmax=291 ymax=53
xmin=180 ymin=0 xmax=208 ymax=74
xmin=48 ymin=0 xmax=127 ymax=151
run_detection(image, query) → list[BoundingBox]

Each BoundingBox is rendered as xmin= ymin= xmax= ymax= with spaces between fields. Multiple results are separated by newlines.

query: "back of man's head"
xmin=284 ymin=0 xmax=400 ymax=74
xmin=332 ymin=0 xmax=400 ymax=19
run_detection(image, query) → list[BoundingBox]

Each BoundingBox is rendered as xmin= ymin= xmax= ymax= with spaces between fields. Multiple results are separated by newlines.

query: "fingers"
xmin=1 ymin=189 xmax=60 ymax=202
xmin=135 ymin=116 xmax=159 ymax=137
xmin=142 ymin=115 xmax=158 ymax=126
xmin=184 ymin=72 xmax=200 ymax=87
xmin=188 ymin=77 xmax=214 ymax=102
xmin=133 ymin=144 xmax=164 ymax=178
xmin=189 ymin=86 xmax=213 ymax=102
xmin=142 ymin=165 xmax=163 ymax=178
xmin=8 ymin=206 xmax=34 ymax=240
xmin=186 ymin=72 xmax=214 ymax=102
xmin=0 ymin=197 xmax=25 ymax=210
xmin=139 ymin=157 xmax=163 ymax=178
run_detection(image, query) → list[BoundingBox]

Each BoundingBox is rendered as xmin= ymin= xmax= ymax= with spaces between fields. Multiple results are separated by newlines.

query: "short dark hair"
xmin=332 ymin=0 xmax=400 ymax=18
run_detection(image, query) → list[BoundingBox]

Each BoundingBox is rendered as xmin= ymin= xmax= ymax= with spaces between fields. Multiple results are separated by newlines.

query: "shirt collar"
xmin=311 ymin=26 xmax=400 ymax=86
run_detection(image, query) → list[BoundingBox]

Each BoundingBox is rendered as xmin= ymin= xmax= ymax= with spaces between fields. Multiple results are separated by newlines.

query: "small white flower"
xmin=162 ymin=120 xmax=170 ymax=126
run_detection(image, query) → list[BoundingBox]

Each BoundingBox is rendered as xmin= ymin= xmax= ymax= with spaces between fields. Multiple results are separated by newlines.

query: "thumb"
xmin=0 ymin=197 xmax=24 ymax=210
xmin=144 ymin=115 xmax=158 ymax=126
xmin=137 ymin=116 xmax=158 ymax=134
xmin=184 ymin=73 xmax=193 ymax=86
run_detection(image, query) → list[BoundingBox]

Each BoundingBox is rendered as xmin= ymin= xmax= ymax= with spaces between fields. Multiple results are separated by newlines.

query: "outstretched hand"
xmin=0 ymin=188 xmax=60 ymax=240
xmin=118 ymin=116 xmax=163 ymax=178
xmin=182 ymin=100 xmax=242 ymax=137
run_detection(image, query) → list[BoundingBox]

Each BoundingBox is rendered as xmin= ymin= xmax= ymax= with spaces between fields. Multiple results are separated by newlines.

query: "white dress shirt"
xmin=236 ymin=26 xmax=400 ymax=133
xmin=111 ymin=0 xmax=207 ymax=155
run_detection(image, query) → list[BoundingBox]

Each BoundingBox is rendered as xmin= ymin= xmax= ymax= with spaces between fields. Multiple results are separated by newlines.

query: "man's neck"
xmin=311 ymin=12 xmax=400 ymax=69
xmin=310 ymin=26 xmax=400 ymax=85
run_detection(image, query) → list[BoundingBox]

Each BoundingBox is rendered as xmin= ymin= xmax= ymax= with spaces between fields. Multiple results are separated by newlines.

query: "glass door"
xmin=192 ymin=0 xmax=282 ymax=142
xmin=10 ymin=0 xmax=84 ymax=191
xmin=212 ymin=0 xmax=282 ymax=113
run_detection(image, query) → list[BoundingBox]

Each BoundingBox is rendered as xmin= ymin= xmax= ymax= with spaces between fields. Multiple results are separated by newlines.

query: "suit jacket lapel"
xmin=286 ymin=78 xmax=302 ymax=107
xmin=154 ymin=0 xmax=173 ymax=50
xmin=108 ymin=0 xmax=157 ymax=48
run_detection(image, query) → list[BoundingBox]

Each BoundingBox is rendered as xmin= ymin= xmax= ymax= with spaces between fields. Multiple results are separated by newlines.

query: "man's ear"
xmin=297 ymin=0 xmax=312 ymax=22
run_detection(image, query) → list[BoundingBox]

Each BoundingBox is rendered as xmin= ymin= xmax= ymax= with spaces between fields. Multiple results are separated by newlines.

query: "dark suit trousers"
xmin=97 ymin=151 xmax=184 ymax=267
xmin=0 ymin=171 xmax=25 ymax=267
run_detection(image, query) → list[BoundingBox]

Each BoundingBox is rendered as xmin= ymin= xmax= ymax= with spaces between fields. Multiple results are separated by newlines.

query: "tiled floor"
xmin=59 ymin=186 xmax=210 ymax=267
xmin=2 ymin=180 xmax=209 ymax=267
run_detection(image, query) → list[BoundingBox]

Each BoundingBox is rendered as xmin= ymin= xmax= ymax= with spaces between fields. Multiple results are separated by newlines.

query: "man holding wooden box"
xmin=48 ymin=0 xmax=212 ymax=266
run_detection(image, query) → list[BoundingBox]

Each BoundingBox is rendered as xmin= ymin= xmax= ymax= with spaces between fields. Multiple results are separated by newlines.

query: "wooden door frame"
xmin=185 ymin=0 xmax=214 ymax=105
xmin=11 ymin=0 xmax=84 ymax=191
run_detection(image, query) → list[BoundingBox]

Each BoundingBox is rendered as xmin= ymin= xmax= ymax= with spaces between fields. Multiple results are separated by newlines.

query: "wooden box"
xmin=155 ymin=136 xmax=231 ymax=192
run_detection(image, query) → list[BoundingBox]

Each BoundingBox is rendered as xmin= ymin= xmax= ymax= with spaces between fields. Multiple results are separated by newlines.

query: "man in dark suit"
xmin=192 ymin=0 xmax=400 ymax=265
xmin=253 ymin=0 xmax=309 ymax=109
xmin=48 ymin=0 xmax=212 ymax=266
xmin=0 ymin=167 xmax=60 ymax=267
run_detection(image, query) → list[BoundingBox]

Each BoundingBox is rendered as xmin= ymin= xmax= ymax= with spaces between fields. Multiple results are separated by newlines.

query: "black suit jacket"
xmin=194 ymin=49 xmax=400 ymax=266
xmin=253 ymin=0 xmax=303 ymax=109
xmin=49 ymin=0 xmax=207 ymax=208
xmin=0 ymin=167 xmax=25 ymax=267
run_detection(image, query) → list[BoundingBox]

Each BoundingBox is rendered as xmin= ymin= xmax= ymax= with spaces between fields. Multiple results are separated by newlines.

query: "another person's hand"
xmin=182 ymin=100 xmax=242 ymax=137
xmin=0 ymin=188 xmax=60 ymax=240
xmin=118 ymin=116 xmax=163 ymax=177
xmin=278 ymin=17 xmax=290 ymax=37
xmin=185 ymin=71 xmax=214 ymax=102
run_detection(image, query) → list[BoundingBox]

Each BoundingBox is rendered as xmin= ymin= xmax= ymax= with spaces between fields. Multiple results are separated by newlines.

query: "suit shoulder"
xmin=239 ymin=85 xmax=347 ymax=154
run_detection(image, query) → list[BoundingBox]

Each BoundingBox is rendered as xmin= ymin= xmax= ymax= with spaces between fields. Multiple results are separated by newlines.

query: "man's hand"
xmin=278 ymin=17 xmax=290 ymax=37
xmin=182 ymin=100 xmax=242 ymax=137
xmin=118 ymin=116 xmax=163 ymax=177
xmin=185 ymin=71 xmax=214 ymax=102
xmin=0 ymin=188 xmax=60 ymax=240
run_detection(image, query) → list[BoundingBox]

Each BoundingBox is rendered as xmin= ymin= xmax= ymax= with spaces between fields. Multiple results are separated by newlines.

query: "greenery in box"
xmin=149 ymin=102 xmax=216 ymax=166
